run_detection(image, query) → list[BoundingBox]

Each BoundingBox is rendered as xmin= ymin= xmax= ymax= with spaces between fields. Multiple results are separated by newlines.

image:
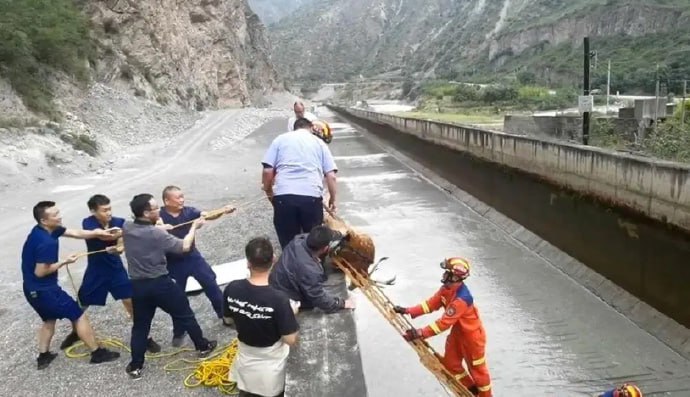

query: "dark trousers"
xmin=129 ymin=275 xmax=209 ymax=368
xmin=168 ymin=259 xmax=224 ymax=338
xmin=273 ymin=194 xmax=324 ymax=248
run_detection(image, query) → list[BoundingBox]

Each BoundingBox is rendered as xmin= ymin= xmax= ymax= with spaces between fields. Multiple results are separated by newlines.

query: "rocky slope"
xmin=0 ymin=0 xmax=291 ymax=193
xmin=267 ymin=0 xmax=690 ymax=83
xmin=86 ymin=0 xmax=282 ymax=109
xmin=247 ymin=0 xmax=314 ymax=25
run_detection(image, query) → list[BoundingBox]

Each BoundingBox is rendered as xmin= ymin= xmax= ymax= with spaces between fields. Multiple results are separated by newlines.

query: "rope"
xmin=166 ymin=339 xmax=240 ymax=395
xmin=58 ymin=194 xmax=261 ymax=394
xmin=170 ymin=193 xmax=266 ymax=230
xmin=331 ymin=256 xmax=474 ymax=397
xmin=65 ymin=261 xmax=240 ymax=394
xmin=64 ymin=334 xmax=240 ymax=395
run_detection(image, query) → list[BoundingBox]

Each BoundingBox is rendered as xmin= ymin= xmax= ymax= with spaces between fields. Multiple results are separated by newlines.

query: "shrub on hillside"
xmin=0 ymin=0 xmax=92 ymax=117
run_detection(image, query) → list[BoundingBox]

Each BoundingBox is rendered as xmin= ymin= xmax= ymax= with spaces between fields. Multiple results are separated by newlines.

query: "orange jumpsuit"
xmin=407 ymin=282 xmax=492 ymax=397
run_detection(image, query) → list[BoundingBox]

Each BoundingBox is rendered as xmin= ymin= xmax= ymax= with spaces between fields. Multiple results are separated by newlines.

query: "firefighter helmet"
xmin=311 ymin=120 xmax=333 ymax=144
xmin=613 ymin=384 xmax=642 ymax=397
xmin=440 ymin=257 xmax=470 ymax=283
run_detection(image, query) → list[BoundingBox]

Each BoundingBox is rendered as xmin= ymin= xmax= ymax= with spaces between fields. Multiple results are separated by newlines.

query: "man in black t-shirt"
xmin=224 ymin=237 xmax=299 ymax=397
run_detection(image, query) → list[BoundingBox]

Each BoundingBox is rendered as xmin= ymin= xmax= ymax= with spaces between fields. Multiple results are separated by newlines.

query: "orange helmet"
xmin=440 ymin=257 xmax=470 ymax=283
xmin=311 ymin=120 xmax=333 ymax=144
xmin=614 ymin=384 xmax=642 ymax=397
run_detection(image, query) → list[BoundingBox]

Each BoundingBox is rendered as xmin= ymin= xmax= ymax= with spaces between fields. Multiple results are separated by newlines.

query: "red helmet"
xmin=440 ymin=257 xmax=470 ymax=282
xmin=614 ymin=384 xmax=642 ymax=397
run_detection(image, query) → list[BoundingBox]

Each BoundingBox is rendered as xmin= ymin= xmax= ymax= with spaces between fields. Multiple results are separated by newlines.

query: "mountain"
xmin=247 ymin=0 xmax=315 ymax=25
xmin=86 ymin=0 xmax=282 ymax=109
xmin=0 ymin=0 xmax=282 ymax=119
xmin=267 ymin=0 xmax=690 ymax=92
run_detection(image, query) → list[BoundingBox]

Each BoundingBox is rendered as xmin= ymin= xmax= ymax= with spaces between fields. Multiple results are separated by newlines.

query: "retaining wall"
xmin=333 ymin=106 xmax=690 ymax=233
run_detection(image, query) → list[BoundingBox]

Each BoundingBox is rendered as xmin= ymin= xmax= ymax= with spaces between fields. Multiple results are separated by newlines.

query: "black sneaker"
xmin=126 ymin=363 xmax=143 ymax=380
xmin=59 ymin=331 xmax=80 ymax=350
xmin=171 ymin=333 xmax=186 ymax=348
xmin=37 ymin=351 xmax=58 ymax=370
xmin=146 ymin=337 xmax=161 ymax=353
xmin=89 ymin=347 xmax=120 ymax=364
xmin=198 ymin=340 xmax=217 ymax=357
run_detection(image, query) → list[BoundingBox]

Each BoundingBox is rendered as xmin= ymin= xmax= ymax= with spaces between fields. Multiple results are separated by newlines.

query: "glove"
xmin=403 ymin=328 xmax=421 ymax=342
xmin=393 ymin=305 xmax=408 ymax=315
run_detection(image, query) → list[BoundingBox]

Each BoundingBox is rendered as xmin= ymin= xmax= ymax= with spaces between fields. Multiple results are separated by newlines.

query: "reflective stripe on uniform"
xmin=478 ymin=384 xmax=492 ymax=392
xmin=421 ymin=301 xmax=430 ymax=314
xmin=430 ymin=323 xmax=442 ymax=334
xmin=472 ymin=356 xmax=486 ymax=366
xmin=454 ymin=371 xmax=469 ymax=380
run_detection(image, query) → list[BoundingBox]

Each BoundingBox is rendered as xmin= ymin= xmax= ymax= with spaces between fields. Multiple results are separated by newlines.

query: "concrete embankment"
xmin=329 ymin=106 xmax=690 ymax=358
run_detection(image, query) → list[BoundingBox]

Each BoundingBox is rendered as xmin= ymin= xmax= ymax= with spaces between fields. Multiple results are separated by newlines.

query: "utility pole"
xmin=654 ymin=64 xmax=660 ymax=129
xmin=583 ymin=37 xmax=591 ymax=145
xmin=606 ymin=59 xmax=611 ymax=115
xmin=683 ymin=80 xmax=687 ymax=127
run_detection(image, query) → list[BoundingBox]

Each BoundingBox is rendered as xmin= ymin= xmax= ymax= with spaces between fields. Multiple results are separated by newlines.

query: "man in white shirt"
xmin=286 ymin=101 xmax=317 ymax=132
xmin=262 ymin=118 xmax=338 ymax=248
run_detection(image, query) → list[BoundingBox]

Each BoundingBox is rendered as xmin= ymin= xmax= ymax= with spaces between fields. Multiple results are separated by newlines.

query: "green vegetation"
xmin=0 ymin=0 xmax=93 ymax=118
xmin=463 ymin=30 xmax=690 ymax=96
xmin=0 ymin=116 xmax=40 ymax=129
xmin=590 ymin=102 xmax=690 ymax=162
xmin=418 ymin=80 xmax=577 ymax=111
xmin=60 ymin=133 xmax=99 ymax=156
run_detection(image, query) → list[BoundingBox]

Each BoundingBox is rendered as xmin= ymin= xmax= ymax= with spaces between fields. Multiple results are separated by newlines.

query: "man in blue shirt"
xmin=262 ymin=117 xmax=338 ymax=248
xmin=159 ymin=185 xmax=235 ymax=347
xmin=58 ymin=194 xmax=161 ymax=353
xmin=22 ymin=201 xmax=121 ymax=369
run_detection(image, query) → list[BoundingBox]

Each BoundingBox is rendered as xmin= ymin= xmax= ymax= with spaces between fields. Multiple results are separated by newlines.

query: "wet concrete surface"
xmin=285 ymin=272 xmax=367 ymax=397
xmin=321 ymin=108 xmax=690 ymax=396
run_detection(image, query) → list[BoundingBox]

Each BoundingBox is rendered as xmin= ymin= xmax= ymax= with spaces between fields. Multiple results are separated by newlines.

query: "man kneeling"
xmin=223 ymin=237 xmax=299 ymax=397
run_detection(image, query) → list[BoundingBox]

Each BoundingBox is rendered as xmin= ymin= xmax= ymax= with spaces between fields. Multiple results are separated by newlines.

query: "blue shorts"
xmin=24 ymin=286 xmax=83 ymax=322
xmin=78 ymin=266 xmax=132 ymax=306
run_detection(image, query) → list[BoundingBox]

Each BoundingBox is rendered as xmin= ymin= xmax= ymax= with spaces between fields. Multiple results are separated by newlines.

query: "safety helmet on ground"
xmin=311 ymin=120 xmax=333 ymax=144
xmin=440 ymin=257 xmax=470 ymax=283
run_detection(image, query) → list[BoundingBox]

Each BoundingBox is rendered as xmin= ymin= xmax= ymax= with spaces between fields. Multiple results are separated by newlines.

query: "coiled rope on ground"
xmin=64 ymin=335 xmax=240 ymax=394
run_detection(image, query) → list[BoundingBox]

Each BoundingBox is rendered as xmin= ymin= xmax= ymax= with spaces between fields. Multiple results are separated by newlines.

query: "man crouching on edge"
xmin=224 ymin=237 xmax=299 ymax=397
xmin=21 ymin=201 xmax=121 ymax=369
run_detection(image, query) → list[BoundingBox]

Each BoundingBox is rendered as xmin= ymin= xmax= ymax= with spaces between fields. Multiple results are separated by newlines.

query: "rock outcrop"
xmin=86 ymin=0 xmax=282 ymax=110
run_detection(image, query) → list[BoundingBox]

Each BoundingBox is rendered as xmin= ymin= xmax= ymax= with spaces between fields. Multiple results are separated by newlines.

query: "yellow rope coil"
xmin=65 ymin=336 xmax=240 ymax=395
xmin=169 ymin=338 xmax=240 ymax=395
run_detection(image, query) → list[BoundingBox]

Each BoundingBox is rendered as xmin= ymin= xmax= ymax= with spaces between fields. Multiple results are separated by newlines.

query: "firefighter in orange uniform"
xmin=393 ymin=257 xmax=492 ymax=397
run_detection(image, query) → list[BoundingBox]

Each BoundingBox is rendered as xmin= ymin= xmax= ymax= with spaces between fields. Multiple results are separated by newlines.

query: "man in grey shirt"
xmin=122 ymin=193 xmax=217 ymax=380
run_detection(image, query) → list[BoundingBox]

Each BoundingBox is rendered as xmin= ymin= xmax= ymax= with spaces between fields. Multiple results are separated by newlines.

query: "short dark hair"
xmin=245 ymin=237 xmax=274 ymax=270
xmin=87 ymin=194 xmax=110 ymax=211
xmin=162 ymin=185 xmax=181 ymax=201
xmin=130 ymin=194 xmax=154 ymax=218
xmin=306 ymin=225 xmax=338 ymax=251
xmin=293 ymin=117 xmax=313 ymax=130
xmin=33 ymin=201 xmax=55 ymax=223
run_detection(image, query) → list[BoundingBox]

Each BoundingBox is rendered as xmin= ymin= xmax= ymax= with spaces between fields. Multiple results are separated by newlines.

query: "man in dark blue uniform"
xmin=58 ymin=194 xmax=161 ymax=353
xmin=159 ymin=185 xmax=234 ymax=346
xmin=22 ymin=201 xmax=121 ymax=369
xmin=123 ymin=193 xmax=217 ymax=379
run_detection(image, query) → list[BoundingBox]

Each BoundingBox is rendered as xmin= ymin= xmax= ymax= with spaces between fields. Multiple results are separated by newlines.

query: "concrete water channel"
xmin=288 ymin=107 xmax=690 ymax=396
